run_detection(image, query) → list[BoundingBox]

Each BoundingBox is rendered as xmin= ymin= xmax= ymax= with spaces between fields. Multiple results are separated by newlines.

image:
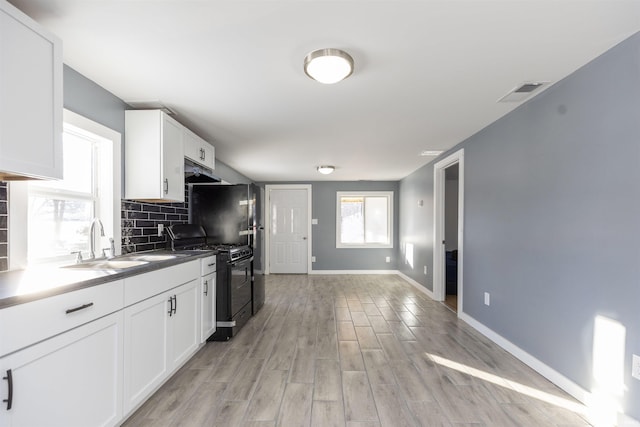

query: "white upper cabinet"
xmin=125 ymin=110 xmax=185 ymax=202
xmin=0 ymin=1 xmax=63 ymax=180
xmin=183 ymin=127 xmax=215 ymax=171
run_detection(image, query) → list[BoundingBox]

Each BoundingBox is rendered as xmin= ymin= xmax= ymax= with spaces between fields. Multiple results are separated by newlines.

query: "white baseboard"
xmin=396 ymin=272 xmax=435 ymax=299
xmin=309 ymin=269 xmax=399 ymax=275
xmin=459 ymin=312 xmax=640 ymax=427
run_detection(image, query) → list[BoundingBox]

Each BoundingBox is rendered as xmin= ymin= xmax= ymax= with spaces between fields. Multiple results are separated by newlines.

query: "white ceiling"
xmin=8 ymin=0 xmax=640 ymax=182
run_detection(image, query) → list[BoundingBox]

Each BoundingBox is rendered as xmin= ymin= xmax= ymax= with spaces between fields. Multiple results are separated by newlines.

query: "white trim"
xmin=335 ymin=191 xmax=394 ymax=249
xmin=264 ymin=184 xmax=312 ymax=275
xmin=433 ymin=149 xmax=464 ymax=313
xmin=397 ymin=272 xmax=435 ymax=299
xmin=310 ymin=269 xmax=398 ymax=275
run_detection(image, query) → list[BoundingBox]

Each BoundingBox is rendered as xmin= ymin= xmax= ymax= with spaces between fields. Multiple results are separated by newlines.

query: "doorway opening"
xmin=444 ymin=164 xmax=459 ymax=311
xmin=433 ymin=149 xmax=464 ymax=314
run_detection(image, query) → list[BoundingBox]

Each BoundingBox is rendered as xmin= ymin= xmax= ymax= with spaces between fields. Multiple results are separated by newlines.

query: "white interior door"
xmin=268 ymin=187 xmax=309 ymax=274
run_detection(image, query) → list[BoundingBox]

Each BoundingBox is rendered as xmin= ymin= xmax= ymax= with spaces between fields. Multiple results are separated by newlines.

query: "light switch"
xmin=311 ymin=218 xmax=318 ymax=225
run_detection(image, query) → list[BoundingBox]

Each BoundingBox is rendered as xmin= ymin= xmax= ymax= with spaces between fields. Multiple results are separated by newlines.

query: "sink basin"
xmin=123 ymin=254 xmax=178 ymax=262
xmin=63 ymin=260 xmax=149 ymax=270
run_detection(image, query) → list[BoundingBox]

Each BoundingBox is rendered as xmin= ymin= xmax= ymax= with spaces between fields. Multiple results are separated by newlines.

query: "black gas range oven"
xmin=167 ymin=224 xmax=254 ymax=341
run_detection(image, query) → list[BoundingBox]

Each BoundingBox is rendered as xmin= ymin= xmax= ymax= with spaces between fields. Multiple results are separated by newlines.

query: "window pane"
xmin=340 ymin=197 xmax=364 ymax=243
xmin=28 ymin=196 xmax=93 ymax=260
xmin=34 ymin=132 xmax=93 ymax=194
xmin=364 ymin=196 xmax=388 ymax=244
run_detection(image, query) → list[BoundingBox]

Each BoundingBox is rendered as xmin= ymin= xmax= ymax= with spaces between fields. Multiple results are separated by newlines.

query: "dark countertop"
xmin=0 ymin=250 xmax=216 ymax=309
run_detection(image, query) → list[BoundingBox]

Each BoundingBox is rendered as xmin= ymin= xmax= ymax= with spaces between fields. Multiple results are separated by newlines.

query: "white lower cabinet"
xmin=123 ymin=278 xmax=200 ymax=415
xmin=0 ymin=312 xmax=124 ymax=427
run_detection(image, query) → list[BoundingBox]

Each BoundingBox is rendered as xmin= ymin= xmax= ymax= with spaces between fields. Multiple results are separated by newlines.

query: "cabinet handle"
xmin=207 ymin=262 xmax=215 ymax=267
xmin=3 ymin=369 xmax=12 ymax=411
xmin=173 ymin=295 xmax=177 ymax=315
xmin=168 ymin=296 xmax=174 ymax=317
xmin=200 ymin=148 xmax=205 ymax=160
xmin=204 ymin=280 xmax=208 ymax=296
xmin=163 ymin=178 xmax=169 ymax=194
xmin=65 ymin=302 xmax=94 ymax=315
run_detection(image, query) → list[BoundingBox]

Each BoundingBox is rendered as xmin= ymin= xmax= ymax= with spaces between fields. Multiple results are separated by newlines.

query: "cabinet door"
xmin=122 ymin=292 xmax=171 ymax=414
xmin=161 ymin=115 xmax=184 ymax=201
xmin=0 ymin=1 xmax=62 ymax=180
xmin=200 ymin=272 xmax=216 ymax=343
xmin=183 ymin=127 xmax=200 ymax=164
xmin=200 ymin=141 xmax=215 ymax=171
xmin=0 ymin=312 xmax=123 ymax=427
xmin=169 ymin=279 xmax=200 ymax=368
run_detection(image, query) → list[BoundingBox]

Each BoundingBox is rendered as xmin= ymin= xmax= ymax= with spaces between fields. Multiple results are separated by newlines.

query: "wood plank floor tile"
xmin=311 ymin=400 xmax=345 ymax=427
xmin=337 ymin=321 xmax=358 ymax=341
xmin=224 ymin=357 xmax=265 ymax=401
xmin=339 ymin=340 xmax=366 ymax=371
xmin=314 ymin=359 xmax=343 ymax=401
xmin=278 ymin=383 xmax=313 ymax=427
xmin=370 ymin=383 xmax=417 ymax=427
xmin=316 ymin=332 xmax=339 ymax=360
xmin=362 ymin=349 xmax=396 ymax=385
xmin=351 ymin=311 xmax=371 ymax=326
xmin=245 ymin=370 xmax=288 ymax=421
xmin=368 ymin=316 xmax=392 ymax=334
xmin=212 ymin=400 xmax=248 ymax=427
xmin=355 ymin=326 xmax=381 ymax=349
xmin=343 ymin=371 xmax=378 ymax=422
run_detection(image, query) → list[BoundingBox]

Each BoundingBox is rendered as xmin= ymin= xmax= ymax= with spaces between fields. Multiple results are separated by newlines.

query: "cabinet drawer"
xmin=201 ymin=255 xmax=216 ymax=276
xmin=124 ymin=260 xmax=199 ymax=306
xmin=0 ymin=280 xmax=124 ymax=357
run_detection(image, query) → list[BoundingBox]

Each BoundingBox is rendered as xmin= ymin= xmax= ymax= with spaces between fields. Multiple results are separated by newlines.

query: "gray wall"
xmin=399 ymin=33 xmax=640 ymax=419
xmin=398 ymin=165 xmax=434 ymax=289
xmin=262 ymin=181 xmax=399 ymax=271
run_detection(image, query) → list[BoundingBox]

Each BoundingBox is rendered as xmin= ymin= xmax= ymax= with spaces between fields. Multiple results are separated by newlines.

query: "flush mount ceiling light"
xmin=304 ymin=49 xmax=354 ymax=84
xmin=420 ymin=150 xmax=444 ymax=157
xmin=317 ymin=165 xmax=335 ymax=175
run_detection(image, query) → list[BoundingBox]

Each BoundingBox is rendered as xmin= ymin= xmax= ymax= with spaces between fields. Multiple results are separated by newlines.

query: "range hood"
xmin=185 ymin=158 xmax=220 ymax=183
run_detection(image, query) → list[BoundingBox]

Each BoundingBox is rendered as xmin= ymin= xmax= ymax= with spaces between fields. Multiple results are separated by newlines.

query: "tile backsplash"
xmin=121 ymin=189 xmax=189 ymax=253
xmin=0 ymin=182 xmax=7 ymax=272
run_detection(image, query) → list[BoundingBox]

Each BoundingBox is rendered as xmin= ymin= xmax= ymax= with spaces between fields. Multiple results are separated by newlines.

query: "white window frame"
xmin=9 ymin=109 xmax=122 ymax=269
xmin=336 ymin=191 xmax=393 ymax=249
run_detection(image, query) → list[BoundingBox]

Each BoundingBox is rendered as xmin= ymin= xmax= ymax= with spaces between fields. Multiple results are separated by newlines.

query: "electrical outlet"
xmin=423 ymin=266 xmax=427 ymax=275
xmin=632 ymin=354 xmax=640 ymax=380
xmin=385 ymin=256 xmax=390 ymax=263
xmin=484 ymin=292 xmax=490 ymax=306
xmin=157 ymin=223 xmax=164 ymax=236
xmin=311 ymin=256 xmax=316 ymax=262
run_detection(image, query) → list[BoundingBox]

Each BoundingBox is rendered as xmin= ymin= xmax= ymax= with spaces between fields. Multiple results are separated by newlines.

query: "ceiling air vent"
xmin=498 ymin=81 xmax=548 ymax=103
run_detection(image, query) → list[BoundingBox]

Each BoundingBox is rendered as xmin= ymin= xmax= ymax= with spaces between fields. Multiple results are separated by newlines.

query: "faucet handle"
xmin=71 ymin=251 xmax=83 ymax=264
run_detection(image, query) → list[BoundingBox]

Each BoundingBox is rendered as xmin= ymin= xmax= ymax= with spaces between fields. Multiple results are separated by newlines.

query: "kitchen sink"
xmin=121 ymin=254 xmax=179 ymax=262
xmin=61 ymin=251 xmax=188 ymax=271
xmin=63 ymin=259 xmax=149 ymax=270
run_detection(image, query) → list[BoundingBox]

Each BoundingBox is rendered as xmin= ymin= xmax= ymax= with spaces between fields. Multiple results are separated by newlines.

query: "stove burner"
xmin=167 ymin=224 xmax=252 ymax=261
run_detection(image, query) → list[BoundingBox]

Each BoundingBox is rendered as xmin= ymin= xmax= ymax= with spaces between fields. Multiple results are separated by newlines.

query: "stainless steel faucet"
xmin=89 ymin=218 xmax=105 ymax=259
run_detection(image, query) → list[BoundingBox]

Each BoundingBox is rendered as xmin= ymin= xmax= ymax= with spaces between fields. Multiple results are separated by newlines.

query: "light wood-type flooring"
xmin=123 ymin=274 xmax=591 ymax=427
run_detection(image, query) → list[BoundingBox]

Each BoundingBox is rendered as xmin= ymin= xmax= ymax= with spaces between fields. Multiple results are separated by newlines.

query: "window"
xmin=9 ymin=110 xmax=121 ymax=268
xmin=27 ymin=128 xmax=100 ymax=261
xmin=336 ymin=191 xmax=393 ymax=248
